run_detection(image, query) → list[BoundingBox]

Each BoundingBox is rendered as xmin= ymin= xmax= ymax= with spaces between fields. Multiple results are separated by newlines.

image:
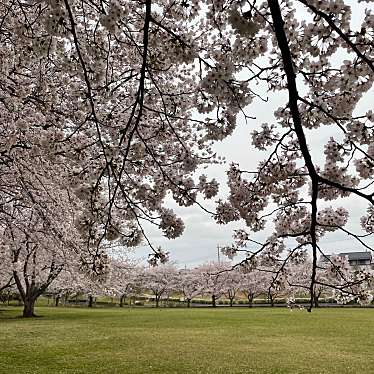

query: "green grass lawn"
xmin=1 ymin=306 xmax=373 ymax=374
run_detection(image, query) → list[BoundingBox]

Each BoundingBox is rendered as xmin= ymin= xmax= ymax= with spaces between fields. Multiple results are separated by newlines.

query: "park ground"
xmin=1 ymin=307 xmax=374 ymax=374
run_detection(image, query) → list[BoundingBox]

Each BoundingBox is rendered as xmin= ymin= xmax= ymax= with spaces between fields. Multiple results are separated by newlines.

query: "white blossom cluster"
xmin=251 ymin=123 xmax=278 ymax=151
xmin=361 ymin=206 xmax=374 ymax=234
xmin=228 ymin=8 xmax=260 ymax=37
xmin=215 ymin=200 xmax=240 ymax=225
xmin=100 ymin=0 xmax=125 ymax=33
xmin=159 ymin=209 xmax=185 ymax=239
xmin=198 ymin=175 xmax=219 ymax=199
xmin=354 ymin=144 xmax=374 ymax=178
xmin=317 ymin=207 xmax=349 ymax=231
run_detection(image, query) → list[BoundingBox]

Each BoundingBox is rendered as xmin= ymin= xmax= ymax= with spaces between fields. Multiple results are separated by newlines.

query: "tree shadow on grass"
xmin=0 ymin=308 xmax=45 ymax=320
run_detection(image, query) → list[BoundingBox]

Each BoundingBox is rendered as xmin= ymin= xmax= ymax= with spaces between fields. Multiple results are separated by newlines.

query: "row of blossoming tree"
xmin=0 ymin=0 xmax=373 ymax=316
xmin=2 ymin=256 xmax=372 ymax=311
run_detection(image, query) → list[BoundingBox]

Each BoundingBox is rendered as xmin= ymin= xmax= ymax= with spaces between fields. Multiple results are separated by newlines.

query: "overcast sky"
xmin=132 ymin=1 xmax=374 ymax=268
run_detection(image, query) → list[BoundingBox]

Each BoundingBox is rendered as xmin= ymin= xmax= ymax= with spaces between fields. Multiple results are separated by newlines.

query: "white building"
xmin=319 ymin=251 xmax=373 ymax=270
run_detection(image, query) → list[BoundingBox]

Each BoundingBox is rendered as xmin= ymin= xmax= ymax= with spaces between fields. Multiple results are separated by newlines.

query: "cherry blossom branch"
xmin=298 ymin=0 xmax=374 ymax=73
xmin=268 ymin=0 xmax=319 ymax=312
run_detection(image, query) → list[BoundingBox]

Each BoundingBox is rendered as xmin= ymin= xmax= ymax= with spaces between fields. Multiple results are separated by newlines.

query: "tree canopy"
xmin=0 ymin=0 xmax=373 ymax=312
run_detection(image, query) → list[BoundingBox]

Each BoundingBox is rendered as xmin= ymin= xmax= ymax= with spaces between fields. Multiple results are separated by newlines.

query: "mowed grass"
xmin=1 ymin=307 xmax=374 ymax=374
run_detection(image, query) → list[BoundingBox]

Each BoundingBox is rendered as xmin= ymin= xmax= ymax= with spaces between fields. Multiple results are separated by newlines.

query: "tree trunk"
xmin=55 ymin=295 xmax=60 ymax=307
xmin=63 ymin=293 xmax=70 ymax=306
xmin=212 ymin=295 xmax=216 ymax=308
xmin=88 ymin=295 xmax=94 ymax=308
xmin=22 ymin=297 xmax=37 ymax=318
xmin=187 ymin=298 xmax=191 ymax=308
xmin=313 ymin=294 xmax=319 ymax=308
xmin=248 ymin=294 xmax=254 ymax=308
xmin=229 ymin=298 xmax=234 ymax=307
xmin=269 ymin=294 xmax=274 ymax=307
xmin=155 ymin=295 xmax=160 ymax=308
xmin=13 ymin=272 xmax=39 ymax=317
xmin=120 ymin=294 xmax=126 ymax=307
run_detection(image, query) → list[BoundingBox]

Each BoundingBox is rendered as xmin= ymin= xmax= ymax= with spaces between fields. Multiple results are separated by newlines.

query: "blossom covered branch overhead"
xmin=0 ymin=0 xmax=373 ymax=310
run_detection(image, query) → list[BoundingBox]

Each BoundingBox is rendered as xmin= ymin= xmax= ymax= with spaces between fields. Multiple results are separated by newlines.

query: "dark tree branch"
xmin=268 ymin=0 xmax=319 ymax=312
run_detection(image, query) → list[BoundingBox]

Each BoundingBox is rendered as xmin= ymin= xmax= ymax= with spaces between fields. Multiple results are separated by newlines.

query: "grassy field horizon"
xmin=1 ymin=306 xmax=374 ymax=373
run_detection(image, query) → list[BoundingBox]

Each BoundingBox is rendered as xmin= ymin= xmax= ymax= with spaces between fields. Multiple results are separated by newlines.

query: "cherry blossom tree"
xmin=0 ymin=141 xmax=87 ymax=317
xmin=239 ymin=268 xmax=269 ymax=307
xmin=0 ymin=71 xmax=127 ymax=317
xmin=0 ymin=116 xmax=114 ymax=316
xmin=197 ymin=262 xmax=227 ymax=307
xmin=1 ymin=0 xmax=373 ymax=311
xmin=177 ymin=267 xmax=204 ymax=307
xmin=220 ymin=263 xmax=242 ymax=307
xmin=47 ymin=265 xmax=91 ymax=306
xmin=141 ymin=263 xmax=178 ymax=307
xmin=286 ymin=260 xmax=330 ymax=307
xmin=104 ymin=257 xmax=140 ymax=306
xmin=0 ymin=191 xmax=85 ymax=317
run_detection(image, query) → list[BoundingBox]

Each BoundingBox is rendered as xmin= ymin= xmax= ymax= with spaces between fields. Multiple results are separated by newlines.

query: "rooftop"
xmin=320 ymin=251 xmax=372 ymax=262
